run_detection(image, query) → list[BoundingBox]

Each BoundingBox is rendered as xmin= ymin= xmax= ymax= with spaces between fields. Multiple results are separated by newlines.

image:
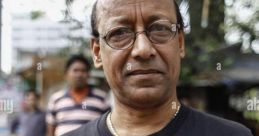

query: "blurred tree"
xmin=178 ymin=0 xmax=227 ymax=84
xmin=225 ymin=0 xmax=259 ymax=53
xmin=58 ymin=0 xmax=91 ymax=57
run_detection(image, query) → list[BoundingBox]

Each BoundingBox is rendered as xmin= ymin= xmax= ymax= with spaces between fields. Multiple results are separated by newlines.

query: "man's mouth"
xmin=127 ymin=69 xmax=163 ymax=76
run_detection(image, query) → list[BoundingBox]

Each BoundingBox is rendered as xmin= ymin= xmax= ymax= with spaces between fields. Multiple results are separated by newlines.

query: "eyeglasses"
xmin=100 ymin=20 xmax=179 ymax=50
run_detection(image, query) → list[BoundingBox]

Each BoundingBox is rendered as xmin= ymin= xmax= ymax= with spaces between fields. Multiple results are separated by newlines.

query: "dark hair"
xmin=65 ymin=54 xmax=91 ymax=72
xmin=91 ymin=0 xmax=185 ymax=38
xmin=91 ymin=1 xmax=99 ymax=38
xmin=173 ymin=0 xmax=185 ymax=31
xmin=25 ymin=89 xmax=40 ymax=99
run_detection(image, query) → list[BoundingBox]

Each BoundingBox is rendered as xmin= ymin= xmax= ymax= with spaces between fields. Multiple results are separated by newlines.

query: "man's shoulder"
xmin=188 ymin=107 xmax=252 ymax=136
xmin=49 ymin=89 xmax=67 ymax=102
xmin=62 ymin=119 xmax=99 ymax=136
xmin=91 ymin=87 xmax=108 ymax=98
xmin=62 ymin=111 xmax=109 ymax=136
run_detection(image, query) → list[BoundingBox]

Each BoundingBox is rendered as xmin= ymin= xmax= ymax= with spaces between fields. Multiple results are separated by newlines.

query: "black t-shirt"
xmin=62 ymin=105 xmax=253 ymax=136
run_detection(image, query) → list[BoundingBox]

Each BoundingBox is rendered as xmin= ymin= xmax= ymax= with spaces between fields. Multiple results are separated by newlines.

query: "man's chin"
xmin=123 ymin=87 xmax=169 ymax=109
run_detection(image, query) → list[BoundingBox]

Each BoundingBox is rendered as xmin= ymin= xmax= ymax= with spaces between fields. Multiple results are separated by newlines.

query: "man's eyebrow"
xmin=146 ymin=14 xmax=172 ymax=24
xmin=102 ymin=16 xmax=133 ymax=32
xmin=147 ymin=15 xmax=162 ymax=23
xmin=109 ymin=16 xmax=133 ymax=26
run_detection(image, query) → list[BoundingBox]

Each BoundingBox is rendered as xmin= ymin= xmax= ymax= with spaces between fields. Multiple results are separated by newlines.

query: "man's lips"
xmin=126 ymin=69 xmax=164 ymax=76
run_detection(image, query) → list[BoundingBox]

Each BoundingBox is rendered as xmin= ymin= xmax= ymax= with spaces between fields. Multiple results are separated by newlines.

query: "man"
xmin=63 ymin=0 xmax=253 ymax=136
xmin=10 ymin=90 xmax=46 ymax=136
xmin=46 ymin=54 xmax=109 ymax=136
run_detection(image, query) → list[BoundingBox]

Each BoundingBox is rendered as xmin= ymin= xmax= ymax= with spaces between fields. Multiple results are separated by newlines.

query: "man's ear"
xmin=90 ymin=38 xmax=103 ymax=68
xmin=178 ymin=31 xmax=185 ymax=58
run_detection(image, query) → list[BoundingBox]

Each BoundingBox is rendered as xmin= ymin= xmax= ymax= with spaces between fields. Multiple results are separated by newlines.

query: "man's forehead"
xmin=96 ymin=0 xmax=175 ymax=20
xmin=97 ymin=0 xmax=173 ymax=11
xmin=98 ymin=0 xmax=153 ymax=6
xmin=95 ymin=0 xmax=176 ymax=31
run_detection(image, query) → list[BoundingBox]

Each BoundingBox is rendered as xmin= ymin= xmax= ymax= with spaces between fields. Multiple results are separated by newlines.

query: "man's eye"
xmin=148 ymin=24 xmax=173 ymax=43
xmin=107 ymin=28 xmax=132 ymax=42
xmin=109 ymin=28 xmax=131 ymax=37
xmin=149 ymin=24 xmax=170 ymax=32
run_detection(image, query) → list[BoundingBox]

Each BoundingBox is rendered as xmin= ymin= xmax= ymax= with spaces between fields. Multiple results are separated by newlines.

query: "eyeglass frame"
xmin=99 ymin=20 xmax=181 ymax=50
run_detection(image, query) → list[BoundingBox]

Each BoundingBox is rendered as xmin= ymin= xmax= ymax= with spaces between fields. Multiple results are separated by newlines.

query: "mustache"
xmin=123 ymin=62 xmax=165 ymax=76
xmin=126 ymin=69 xmax=164 ymax=76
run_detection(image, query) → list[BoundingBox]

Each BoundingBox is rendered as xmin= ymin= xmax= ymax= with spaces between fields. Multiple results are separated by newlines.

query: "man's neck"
xmin=27 ymin=107 xmax=38 ymax=113
xmin=111 ymin=97 xmax=180 ymax=136
xmin=70 ymin=86 xmax=89 ymax=103
xmin=71 ymin=87 xmax=87 ymax=92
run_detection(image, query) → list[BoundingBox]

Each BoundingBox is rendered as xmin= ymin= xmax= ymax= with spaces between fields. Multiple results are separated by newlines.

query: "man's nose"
xmin=131 ymin=32 xmax=156 ymax=60
xmin=75 ymin=70 xmax=85 ymax=76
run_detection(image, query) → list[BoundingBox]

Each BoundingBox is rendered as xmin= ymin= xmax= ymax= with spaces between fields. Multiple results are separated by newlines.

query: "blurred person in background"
xmin=46 ymin=54 xmax=110 ymax=136
xmin=10 ymin=90 xmax=46 ymax=136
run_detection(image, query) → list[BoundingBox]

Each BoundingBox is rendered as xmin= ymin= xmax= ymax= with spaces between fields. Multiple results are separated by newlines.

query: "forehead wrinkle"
xmin=97 ymin=0 xmax=137 ymax=32
xmin=97 ymin=0 xmax=175 ymax=17
xmin=140 ymin=0 xmax=177 ymax=23
xmin=97 ymin=0 xmax=158 ymax=15
xmin=97 ymin=0 xmax=177 ymax=32
xmin=97 ymin=0 xmax=136 ymax=21
xmin=137 ymin=1 xmax=144 ymax=25
xmin=99 ymin=0 xmax=148 ymax=5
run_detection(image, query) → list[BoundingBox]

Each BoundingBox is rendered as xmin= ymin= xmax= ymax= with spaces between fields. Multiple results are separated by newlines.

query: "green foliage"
xmin=30 ymin=11 xmax=45 ymax=20
xmin=225 ymin=0 xmax=258 ymax=53
xmin=180 ymin=0 xmax=229 ymax=84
